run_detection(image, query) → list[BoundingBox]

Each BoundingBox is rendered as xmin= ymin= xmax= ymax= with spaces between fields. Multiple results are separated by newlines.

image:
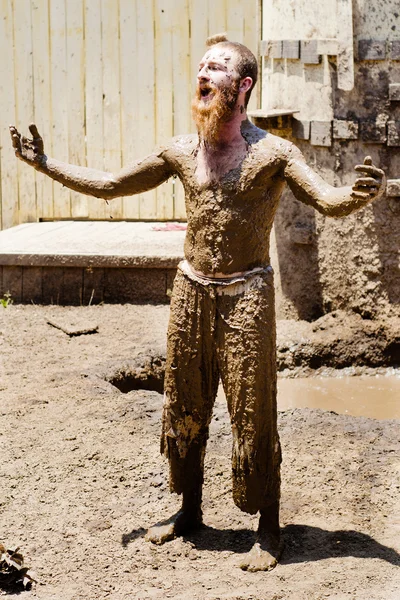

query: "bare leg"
xmin=239 ymin=501 xmax=283 ymax=572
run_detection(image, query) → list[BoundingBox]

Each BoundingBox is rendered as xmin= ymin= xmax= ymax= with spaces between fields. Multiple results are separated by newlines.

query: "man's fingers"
xmin=11 ymin=133 xmax=21 ymax=152
xmin=353 ymin=177 xmax=379 ymax=188
xmin=363 ymin=155 xmax=373 ymax=166
xmin=9 ymin=125 xmax=21 ymax=146
xmin=354 ymin=164 xmax=384 ymax=177
xmin=351 ymin=190 xmax=370 ymax=200
xmin=28 ymin=123 xmax=41 ymax=139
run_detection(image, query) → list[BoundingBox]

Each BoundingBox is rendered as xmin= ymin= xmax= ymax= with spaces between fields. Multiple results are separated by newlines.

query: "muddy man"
xmin=10 ymin=34 xmax=386 ymax=572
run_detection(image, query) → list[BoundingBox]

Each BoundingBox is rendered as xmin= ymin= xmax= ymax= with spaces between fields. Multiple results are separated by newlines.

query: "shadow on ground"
xmin=121 ymin=523 xmax=400 ymax=566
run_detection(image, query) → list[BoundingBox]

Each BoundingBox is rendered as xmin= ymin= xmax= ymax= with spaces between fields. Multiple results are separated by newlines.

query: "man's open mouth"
xmin=200 ymin=87 xmax=213 ymax=99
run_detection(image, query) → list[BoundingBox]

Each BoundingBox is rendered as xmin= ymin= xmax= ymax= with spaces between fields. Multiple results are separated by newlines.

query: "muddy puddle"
xmin=218 ymin=375 xmax=400 ymax=420
xmin=277 ymin=375 xmax=400 ymax=420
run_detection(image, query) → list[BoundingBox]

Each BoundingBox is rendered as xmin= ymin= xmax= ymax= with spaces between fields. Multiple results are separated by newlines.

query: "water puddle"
xmin=277 ymin=375 xmax=400 ymax=420
xmin=217 ymin=375 xmax=400 ymax=420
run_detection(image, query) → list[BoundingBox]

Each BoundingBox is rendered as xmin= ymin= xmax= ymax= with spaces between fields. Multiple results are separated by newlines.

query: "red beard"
xmin=191 ymin=79 xmax=240 ymax=145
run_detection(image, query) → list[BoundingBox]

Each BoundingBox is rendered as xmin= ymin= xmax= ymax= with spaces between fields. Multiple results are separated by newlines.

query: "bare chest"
xmin=191 ymin=145 xmax=282 ymax=196
xmin=194 ymin=145 xmax=249 ymax=186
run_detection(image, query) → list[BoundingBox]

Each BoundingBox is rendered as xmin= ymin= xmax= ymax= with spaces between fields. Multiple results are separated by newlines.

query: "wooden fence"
xmin=0 ymin=0 xmax=260 ymax=229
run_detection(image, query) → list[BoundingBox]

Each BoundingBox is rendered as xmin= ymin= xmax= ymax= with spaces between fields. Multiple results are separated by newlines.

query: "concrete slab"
xmin=0 ymin=221 xmax=186 ymax=304
xmin=0 ymin=221 xmax=186 ymax=268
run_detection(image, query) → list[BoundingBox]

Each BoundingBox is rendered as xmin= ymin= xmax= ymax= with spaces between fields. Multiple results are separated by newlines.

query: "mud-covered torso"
xmin=162 ymin=121 xmax=290 ymax=275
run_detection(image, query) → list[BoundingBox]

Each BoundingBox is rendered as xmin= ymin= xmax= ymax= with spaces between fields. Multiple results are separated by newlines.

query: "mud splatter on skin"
xmin=11 ymin=117 xmax=383 ymax=279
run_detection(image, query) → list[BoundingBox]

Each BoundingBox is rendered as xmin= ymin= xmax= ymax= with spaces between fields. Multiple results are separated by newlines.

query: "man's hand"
xmin=352 ymin=156 xmax=386 ymax=203
xmin=9 ymin=123 xmax=45 ymax=168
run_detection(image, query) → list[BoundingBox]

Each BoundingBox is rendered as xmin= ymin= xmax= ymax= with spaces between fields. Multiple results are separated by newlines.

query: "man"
xmin=10 ymin=34 xmax=385 ymax=572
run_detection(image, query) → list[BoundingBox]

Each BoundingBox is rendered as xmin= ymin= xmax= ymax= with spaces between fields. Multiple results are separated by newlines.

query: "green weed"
xmin=0 ymin=292 xmax=13 ymax=308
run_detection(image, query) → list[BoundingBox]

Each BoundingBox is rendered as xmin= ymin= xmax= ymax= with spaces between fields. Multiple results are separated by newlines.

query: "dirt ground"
xmin=1 ymin=304 xmax=399 ymax=600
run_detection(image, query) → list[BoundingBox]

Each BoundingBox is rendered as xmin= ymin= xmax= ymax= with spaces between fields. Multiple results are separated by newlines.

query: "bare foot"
xmin=240 ymin=502 xmax=282 ymax=572
xmin=145 ymin=509 xmax=203 ymax=545
xmin=239 ymin=536 xmax=283 ymax=572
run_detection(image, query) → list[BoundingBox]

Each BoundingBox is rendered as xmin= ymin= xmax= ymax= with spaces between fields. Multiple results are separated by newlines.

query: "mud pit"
xmin=0 ymin=304 xmax=399 ymax=599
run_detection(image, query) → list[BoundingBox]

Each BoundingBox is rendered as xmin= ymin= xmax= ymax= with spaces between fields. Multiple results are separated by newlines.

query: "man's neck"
xmin=203 ymin=107 xmax=248 ymax=150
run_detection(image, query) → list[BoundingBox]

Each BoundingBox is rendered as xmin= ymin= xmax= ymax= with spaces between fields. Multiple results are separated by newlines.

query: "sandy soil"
xmin=0 ymin=304 xmax=399 ymax=599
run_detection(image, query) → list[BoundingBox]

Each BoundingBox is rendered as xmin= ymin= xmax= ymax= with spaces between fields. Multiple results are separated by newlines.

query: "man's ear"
xmin=239 ymin=76 xmax=253 ymax=94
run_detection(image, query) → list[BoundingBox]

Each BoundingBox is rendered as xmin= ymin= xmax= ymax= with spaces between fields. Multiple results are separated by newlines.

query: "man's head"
xmin=191 ymin=34 xmax=258 ymax=144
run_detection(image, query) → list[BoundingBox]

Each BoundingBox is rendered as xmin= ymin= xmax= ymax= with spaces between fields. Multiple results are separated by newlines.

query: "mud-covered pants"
xmin=161 ymin=268 xmax=281 ymax=515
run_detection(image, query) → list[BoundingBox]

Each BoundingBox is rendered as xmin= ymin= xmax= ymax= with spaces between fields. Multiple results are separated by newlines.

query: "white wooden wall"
xmin=0 ymin=0 xmax=260 ymax=229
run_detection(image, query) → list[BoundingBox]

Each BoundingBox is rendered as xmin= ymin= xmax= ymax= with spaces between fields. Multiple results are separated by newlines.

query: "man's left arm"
xmin=283 ymin=145 xmax=386 ymax=217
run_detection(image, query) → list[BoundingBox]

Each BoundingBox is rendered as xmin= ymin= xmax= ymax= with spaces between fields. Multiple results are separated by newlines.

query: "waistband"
xmin=178 ymin=259 xmax=273 ymax=287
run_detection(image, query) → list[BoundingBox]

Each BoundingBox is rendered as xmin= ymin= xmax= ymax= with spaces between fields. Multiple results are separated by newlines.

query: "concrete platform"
xmin=0 ymin=221 xmax=186 ymax=304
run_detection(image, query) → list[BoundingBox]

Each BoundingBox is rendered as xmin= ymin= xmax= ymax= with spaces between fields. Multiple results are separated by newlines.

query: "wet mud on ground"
xmin=0 ymin=304 xmax=399 ymax=599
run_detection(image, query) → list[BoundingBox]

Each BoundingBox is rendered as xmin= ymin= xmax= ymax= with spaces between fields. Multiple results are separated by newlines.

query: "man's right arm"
xmin=10 ymin=123 xmax=174 ymax=200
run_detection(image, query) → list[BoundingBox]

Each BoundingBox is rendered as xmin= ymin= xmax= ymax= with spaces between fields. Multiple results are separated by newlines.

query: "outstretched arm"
xmin=10 ymin=123 xmax=174 ymax=200
xmin=283 ymin=145 xmax=386 ymax=217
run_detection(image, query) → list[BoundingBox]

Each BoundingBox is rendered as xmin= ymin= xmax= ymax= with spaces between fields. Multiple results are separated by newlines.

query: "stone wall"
xmin=259 ymin=0 xmax=400 ymax=320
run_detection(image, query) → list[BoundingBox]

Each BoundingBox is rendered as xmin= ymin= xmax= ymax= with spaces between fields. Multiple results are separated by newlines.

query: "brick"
xmin=301 ymin=40 xmax=320 ymax=64
xmin=358 ymin=40 xmax=386 ymax=61
xmin=389 ymin=83 xmax=400 ymax=101
xmin=332 ymin=119 xmax=359 ymax=140
xmin=291 ymin=222 xmax=315 ymax=245
xmin=310 ymin=121 xmax=332 ymax=147
xmin=387 ymin=121 xmax=400 ymax=146
xmin=260 ymin=40 xmax=282 ymax=59
xmin=359 ymin=120 xmax=387 ymax=143
xmin=389 ymin=40 xmax=400 ymax=60
xmin=282 ymin=40 xmax=300 ymax=59
xmin=292 ymin=118 xmax=310 ymax=140
xmin=386 ymin=179 xmax=400 ymax=197
xmin=316 ymin=39 xmax=339 ymax=55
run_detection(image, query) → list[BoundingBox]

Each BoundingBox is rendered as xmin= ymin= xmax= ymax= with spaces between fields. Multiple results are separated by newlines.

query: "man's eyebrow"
xmin=208 ymin=60 xmax=228 ymax=69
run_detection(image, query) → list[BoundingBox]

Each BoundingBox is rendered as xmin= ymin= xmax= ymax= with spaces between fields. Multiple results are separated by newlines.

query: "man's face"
xmin=196 ymin=47 xmax=240 ymax=105
xmin=192 ymin=46 xmax=241 ymax=144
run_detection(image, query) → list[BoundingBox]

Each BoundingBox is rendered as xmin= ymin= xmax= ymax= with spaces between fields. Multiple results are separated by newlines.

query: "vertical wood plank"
xmin=84 ymin=0 xmax=106 ymax=219
xmin=0 ymin=0 xmax=19 ymax=229
xmin=136 ymin=0 xmax=157 ymax=219
xmin=119 ymin=0 xmax=140 ymax=219
xmin=154 ymin=0 xmax=174 ymax=220
xmin=101 ymin=0 xmax=123 ymax=219
xmin=31 ymin=0 xmax=54 ymax=221
xmin=2 ymin=267 xmax=22 ymax=303
xmin=66 ymin=0 xmax=88 ymax=218
xmin=62 ymin=267 xmax=83 ymax=304
xmin=243 ymin=0 xmax=260 ymax=112
xmin=49 ymin=0 xmax=71 ymax=218
xmin=189 ymin=0 xmax=208 ymax=94
xmin=172 ymin=0 xmax=191 ymax=219
xmin=226 ymin=0 xmax=243 ymax=42
xmin=42 ymin=266 xmax=63 ymax=304
xmin=82 ymin=267 xmax=104 ymax=305
xmin=22 ymin=266 xmax=43 ymax=304
xmin=208 ymin=0 xmax=226 ymax=37
xmin=13 ymin=0 xmax=36 ymax=223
